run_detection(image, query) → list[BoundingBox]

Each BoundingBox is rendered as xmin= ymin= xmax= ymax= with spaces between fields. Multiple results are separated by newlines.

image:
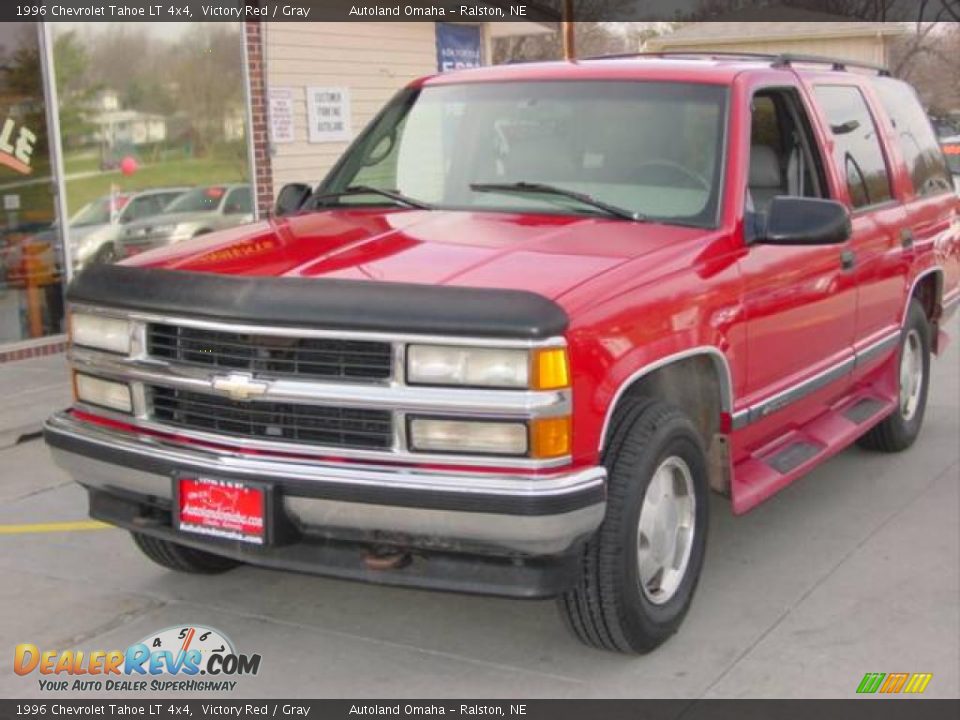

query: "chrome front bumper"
xmin=44 ymin=412 xmax=606 ymax=556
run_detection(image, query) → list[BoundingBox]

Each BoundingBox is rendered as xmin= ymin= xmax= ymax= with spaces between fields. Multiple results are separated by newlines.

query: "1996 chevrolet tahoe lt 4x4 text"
xmin=45 ymin=54 xmax=959 ymax=653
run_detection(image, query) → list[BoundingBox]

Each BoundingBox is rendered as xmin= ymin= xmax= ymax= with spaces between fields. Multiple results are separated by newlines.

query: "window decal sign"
xmin=0 ymin=117 xmax=37 ymax=175
xmin=306 ymin=86 xmax=351 ymax=143
xmin=269 ymin=87 xmax=296 ymax=144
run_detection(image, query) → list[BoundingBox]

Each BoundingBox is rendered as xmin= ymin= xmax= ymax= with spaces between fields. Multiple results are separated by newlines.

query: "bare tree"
xmin=892 ymin=23 xmax=960 ymax=114
xmin=167 ymin=24 xmax=245 ymax=156
xmin=683 ymin=0 xmax=958 ymax=21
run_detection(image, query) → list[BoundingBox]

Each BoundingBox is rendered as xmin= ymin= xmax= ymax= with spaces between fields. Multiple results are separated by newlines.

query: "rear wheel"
xmin=559 ymin=398 xmax=709 ymax=653
xmin=131 ymin=532 xmax=241 ymax=574
xmin=857 ymin=299 xmax=931 ymax=452
xmin=93 ymin=243 xmax=117 ymax=264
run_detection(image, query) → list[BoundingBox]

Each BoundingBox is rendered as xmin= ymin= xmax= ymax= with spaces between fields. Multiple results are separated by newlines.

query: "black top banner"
xmin=6 ymin=0 xmax=960 ymax=23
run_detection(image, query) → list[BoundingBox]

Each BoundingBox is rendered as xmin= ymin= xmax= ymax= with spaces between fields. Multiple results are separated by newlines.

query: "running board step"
xmin=732 ymin=391 xmax=896 ymax=514
xmin=843 ymin=397 xmax=886 ymax=424
xmin=765 ymin=440 xmax=822 ymax=474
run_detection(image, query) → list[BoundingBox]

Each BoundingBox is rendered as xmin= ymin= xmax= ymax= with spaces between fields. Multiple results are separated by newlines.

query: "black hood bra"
xmin=67 ymin=263 xmax=569 ymax=340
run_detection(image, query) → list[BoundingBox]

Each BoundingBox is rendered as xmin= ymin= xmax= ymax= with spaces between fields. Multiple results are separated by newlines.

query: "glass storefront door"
xmin=50 ymin=22 xmax=252 ymax=275
xmin=0 ymin=23 xmax=63 ymax=343
xmin=0 ymin=21 xmax=253 ymax=351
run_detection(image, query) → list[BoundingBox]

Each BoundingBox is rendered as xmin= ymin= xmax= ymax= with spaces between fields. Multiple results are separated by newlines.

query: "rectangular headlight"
xmin=406 ymin=345 xmax=530 ymax=388
xmin=408 ymin=417 xmax=528 ymax=456
xmin=70 ymin=312 xmax=132 ymax=355
xmin=74 ymin=374 xmax=133 ymax=413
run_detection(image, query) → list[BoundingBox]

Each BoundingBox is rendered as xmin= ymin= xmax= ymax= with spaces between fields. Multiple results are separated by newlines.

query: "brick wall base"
xmin=0 ymin=338 xmax=67 ymax=364
xmin=246 ymin=21 xmax=274 ymax=218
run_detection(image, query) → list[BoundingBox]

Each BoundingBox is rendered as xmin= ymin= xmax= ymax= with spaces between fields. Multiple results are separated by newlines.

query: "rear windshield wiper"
xmin=312 ymin=185 xmax=432 ymax=210
xmin=469 ymin=181 xmax=646 ymax=222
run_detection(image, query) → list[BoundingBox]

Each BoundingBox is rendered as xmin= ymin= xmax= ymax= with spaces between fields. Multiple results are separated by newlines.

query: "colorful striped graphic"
xmin=857 ymin=672 xmax=932 ymax=694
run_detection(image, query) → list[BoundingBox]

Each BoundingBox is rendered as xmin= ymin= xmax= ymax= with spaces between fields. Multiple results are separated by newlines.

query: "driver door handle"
xmin=841 ymin=250 xmax=856 ymax=271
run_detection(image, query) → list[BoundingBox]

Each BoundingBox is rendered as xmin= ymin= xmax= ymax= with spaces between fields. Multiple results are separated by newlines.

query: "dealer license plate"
xmin=176 ymin=476 xmax=265 ymax=545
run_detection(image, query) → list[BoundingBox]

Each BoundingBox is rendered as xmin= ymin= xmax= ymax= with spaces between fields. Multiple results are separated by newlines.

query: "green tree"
xmin=52 ymin=31 xmax=101 ymax=149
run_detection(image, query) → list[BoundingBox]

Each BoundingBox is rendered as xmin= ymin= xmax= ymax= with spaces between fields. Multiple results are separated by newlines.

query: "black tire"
xmin=131 ymin=532 xmax=241 ymax=574
xmin=559 ymin=398 xmax=709 ymax=653
xmin=93 ymin=243 xmax=117 ymax=264
xmin=857 ymin=299 xmax=931 ymax=453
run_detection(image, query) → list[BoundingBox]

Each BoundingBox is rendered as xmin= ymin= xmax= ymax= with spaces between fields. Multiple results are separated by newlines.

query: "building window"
xmin=49 ymin=22 xmax=252 ymax=275
xmin=0 ymin=23 xmax=62 ymax=344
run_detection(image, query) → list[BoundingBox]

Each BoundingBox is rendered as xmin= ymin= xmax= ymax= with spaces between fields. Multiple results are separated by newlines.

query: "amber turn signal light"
xmin=531 ymin=348 xmax=570 ymax=390
xmin=530 ymin=416 xmax=572 ymax=458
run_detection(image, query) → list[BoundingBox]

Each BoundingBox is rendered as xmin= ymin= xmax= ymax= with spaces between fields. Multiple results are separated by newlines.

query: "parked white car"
xmin=68 ymin=188 xmax=190 ymax=267
xmin=119 ymin=185 xmax=254 ymax=258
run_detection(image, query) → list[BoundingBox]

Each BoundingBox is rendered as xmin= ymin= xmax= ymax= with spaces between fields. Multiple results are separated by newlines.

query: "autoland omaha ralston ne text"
xmin=349 ymin=5 xmax=517 ymax=16
xmin=350 ymin=706 xmax=509 ymax=716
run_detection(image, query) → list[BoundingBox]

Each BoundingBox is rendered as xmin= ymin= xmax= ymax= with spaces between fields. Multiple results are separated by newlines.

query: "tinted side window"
xmin=225 ymin=187 xmax=252 ymax=214
xmin=158 ymin=192 xmax=184 ymax=209
xmin=750 ymin=96 xmax=780 ymax=147
xmin=128 ymin=196 xmax=163 ymax=220
xmin=872 ymin=77 xmax=952 ymax=197
xmin=814 ymin=85 xmax=893 ymax=209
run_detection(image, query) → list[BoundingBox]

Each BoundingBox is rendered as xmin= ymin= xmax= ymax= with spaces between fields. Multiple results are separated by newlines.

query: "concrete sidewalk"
xmin=0 ymin=324 xmax=956 ymax=699
xmin=0 ymin=353 xmax=70 ymax=448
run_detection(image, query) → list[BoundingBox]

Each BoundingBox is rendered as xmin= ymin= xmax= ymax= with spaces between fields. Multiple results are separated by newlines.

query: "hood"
xmin=122 ymin=208 xmax=705 ymax=300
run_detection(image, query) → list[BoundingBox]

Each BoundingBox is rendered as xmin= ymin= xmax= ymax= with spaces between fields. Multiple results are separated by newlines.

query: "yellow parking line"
xmin=0 ymin=520 xmax=113 ymax=535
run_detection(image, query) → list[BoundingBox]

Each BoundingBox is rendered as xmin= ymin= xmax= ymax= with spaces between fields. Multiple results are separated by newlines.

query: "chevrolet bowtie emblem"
xmin=210 ymin=373 xmax=269 ymax=401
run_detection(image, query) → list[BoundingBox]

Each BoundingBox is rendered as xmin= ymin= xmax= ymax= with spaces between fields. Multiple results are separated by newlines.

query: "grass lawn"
xmin=65 ymin=156 xmax=248 ymax=214
xmin=62 ymin=152 xmax=100 ymax=176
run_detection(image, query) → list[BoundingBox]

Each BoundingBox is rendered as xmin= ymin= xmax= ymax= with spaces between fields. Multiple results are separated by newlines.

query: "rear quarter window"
xmin=872 ymin=77 xmax=953 ymax=197
xmin=813 ymin=84 xmax=893 ymax=209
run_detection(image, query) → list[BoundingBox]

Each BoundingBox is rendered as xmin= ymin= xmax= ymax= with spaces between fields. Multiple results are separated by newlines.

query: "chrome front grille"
xmin=147 ymin=322 xmax=393 ymax=382
xmin=150 ymin=385 xmax=393 ymax=450
xmin=67 ymin=307 xmax=571 ymax=469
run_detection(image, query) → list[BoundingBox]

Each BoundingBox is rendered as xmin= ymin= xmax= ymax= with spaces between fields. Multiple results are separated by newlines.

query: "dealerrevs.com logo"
xmin=14 ymin=625 xmax=261 ymax=693
xmin=856 ymin=672 xmax=933 ymax=695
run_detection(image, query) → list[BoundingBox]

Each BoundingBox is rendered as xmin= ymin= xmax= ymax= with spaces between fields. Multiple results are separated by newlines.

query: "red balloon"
xmin=120 ymin=156 xmax=138 ymax=176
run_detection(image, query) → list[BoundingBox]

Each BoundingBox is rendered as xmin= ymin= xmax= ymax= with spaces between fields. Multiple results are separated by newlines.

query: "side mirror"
xmin=754 ymin=196 xmax=851 ymax=246
xmin=274 ymin=183 xmax=312 ymax=217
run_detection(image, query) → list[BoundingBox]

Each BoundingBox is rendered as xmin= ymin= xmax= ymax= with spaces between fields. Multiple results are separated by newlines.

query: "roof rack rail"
xmin=769 ymin=52 xmax=891 ymax=76
xmin=583 ymin=50 xmax=891 ymax=77
xmin=585 ymin=50 xmax=777 ymax=62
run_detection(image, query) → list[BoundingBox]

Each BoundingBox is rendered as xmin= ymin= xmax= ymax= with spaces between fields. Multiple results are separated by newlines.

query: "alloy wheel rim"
xmin=899 ymin=329 xmax=923 ymax=421
xmin=636 ymin=455 xmax=696 ymax=605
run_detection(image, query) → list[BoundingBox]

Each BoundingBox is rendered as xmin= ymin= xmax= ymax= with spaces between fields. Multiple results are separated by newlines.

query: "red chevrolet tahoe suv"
xmin=45 ymin=54 xmax=959 ymax=654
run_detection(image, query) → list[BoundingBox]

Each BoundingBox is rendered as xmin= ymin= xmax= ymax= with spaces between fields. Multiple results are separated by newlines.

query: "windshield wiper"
xmin=311 ymin=185 xmax=432 ymax=210
xmin=469 ymin=181 xmax=646 ymax=222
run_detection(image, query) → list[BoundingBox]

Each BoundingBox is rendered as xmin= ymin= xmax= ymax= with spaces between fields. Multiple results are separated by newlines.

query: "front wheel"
xmin=559 ymin=398 xmax=709 ymax=653
xmin=131 ymin=532 xmax=241 ymax=574
xmin=857 ymin=299 xmax=931 ymax=453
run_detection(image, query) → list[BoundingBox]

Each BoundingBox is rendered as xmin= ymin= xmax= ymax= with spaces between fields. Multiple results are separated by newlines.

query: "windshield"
xmin=322 ymin=81 xmax=728 ymax=227
xmin=164 ymin=186 xmax=228 ymax=214
xmin=70 ymin=196 xmax=129 ymax=227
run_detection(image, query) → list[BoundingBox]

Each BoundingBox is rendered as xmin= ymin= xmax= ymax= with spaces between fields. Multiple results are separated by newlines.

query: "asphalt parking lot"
xmin=1 ymin=319 xmax=957 ymax=699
